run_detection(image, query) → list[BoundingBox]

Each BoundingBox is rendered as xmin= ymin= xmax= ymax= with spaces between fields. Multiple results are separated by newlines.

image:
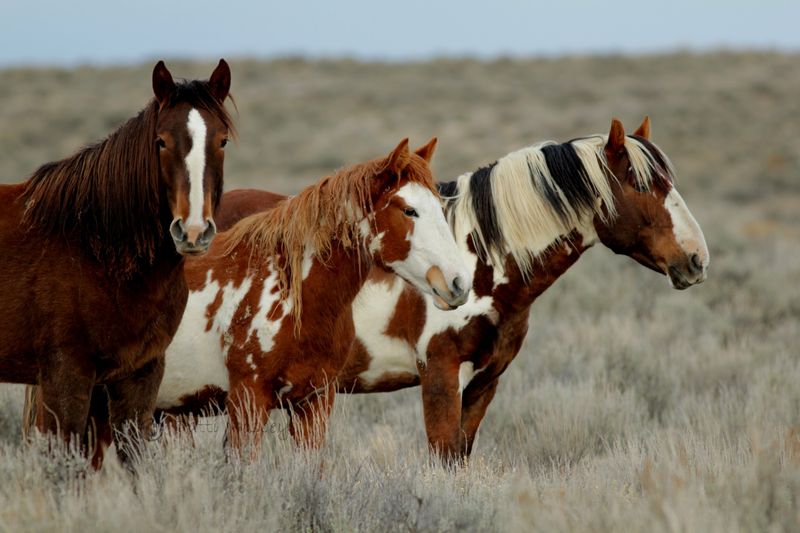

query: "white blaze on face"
xmin=385 ymin=183 xmax=473 ymax=300
xmin=185 ymin=108 xmax=208 ymax=228
xmin=665 ymin=187 xmax=709 ymax=269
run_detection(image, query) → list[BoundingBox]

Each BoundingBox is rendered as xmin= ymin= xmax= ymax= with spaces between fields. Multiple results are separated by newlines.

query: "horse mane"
xmin=440 ymin=134 xmax=674 ymax=277
xmin=21 ymin=80 xmax=235 ymax=279
xmin=225 ymin=152 xmax=437 ymax=330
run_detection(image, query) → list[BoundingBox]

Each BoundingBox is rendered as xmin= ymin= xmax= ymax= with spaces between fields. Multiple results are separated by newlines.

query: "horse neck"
xmin=467 ymin=224 xmax=595 ymax=315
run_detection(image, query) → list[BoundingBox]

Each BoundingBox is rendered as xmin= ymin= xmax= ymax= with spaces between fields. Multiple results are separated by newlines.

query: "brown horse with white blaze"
xmin=5 ymin=60 xmax=233 ymax=465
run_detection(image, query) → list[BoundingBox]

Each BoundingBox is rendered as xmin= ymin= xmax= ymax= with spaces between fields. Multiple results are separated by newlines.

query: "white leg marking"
xmin=185 ymin=108 xmax=207 ymax=228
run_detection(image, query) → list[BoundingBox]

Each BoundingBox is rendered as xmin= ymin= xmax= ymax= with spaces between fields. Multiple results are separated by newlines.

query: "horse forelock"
xmin=223 ymin=150 xmax=437 ymax=332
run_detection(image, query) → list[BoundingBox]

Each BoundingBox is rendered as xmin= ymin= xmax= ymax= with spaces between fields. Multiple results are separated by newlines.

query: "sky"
xmin=1 ymin=0 xmax=798 ymax=66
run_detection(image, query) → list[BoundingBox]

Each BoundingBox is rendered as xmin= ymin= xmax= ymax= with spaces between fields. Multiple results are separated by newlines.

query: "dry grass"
xmin=1 ymin=51 xmax=799 ymax=531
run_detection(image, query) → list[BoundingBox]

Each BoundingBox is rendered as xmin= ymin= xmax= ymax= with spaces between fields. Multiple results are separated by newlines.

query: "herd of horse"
xmin=3 ymin=60 xmax=709 ymax=469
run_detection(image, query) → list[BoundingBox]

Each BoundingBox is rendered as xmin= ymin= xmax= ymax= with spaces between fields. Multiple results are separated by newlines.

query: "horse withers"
xmin=6 ymin=60 xmax=233 ymax=466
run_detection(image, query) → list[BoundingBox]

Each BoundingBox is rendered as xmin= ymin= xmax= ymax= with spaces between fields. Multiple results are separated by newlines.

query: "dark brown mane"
xmin=224 ymin=151 xmax=436 ymax=327
xmin=21 ymin=80 xmax=235 ymax=278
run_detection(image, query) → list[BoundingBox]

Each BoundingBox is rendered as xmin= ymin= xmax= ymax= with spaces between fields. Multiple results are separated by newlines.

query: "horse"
xmin=65 ymin=138 xmax=472 ymax=463
xmin=158 ymin=117 xmax=708 ymax=462
xmin=340 ymin=117 xmax=709 ymax=460
xmin=5 ymin=59 xmax=233 ymax=465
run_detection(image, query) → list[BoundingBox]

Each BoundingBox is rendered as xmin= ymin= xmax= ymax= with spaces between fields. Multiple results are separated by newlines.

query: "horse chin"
xmin=667 ymin=266 xmax=702 ymax=290
xmin=174 ymin=243 xmax=210 ymax=257
xmin=432 ymin=293 xmax=456 ymax=311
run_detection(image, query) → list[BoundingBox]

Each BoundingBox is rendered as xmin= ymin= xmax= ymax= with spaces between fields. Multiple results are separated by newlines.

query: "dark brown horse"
xmin=6 ymin=60 xmax=233 ymax=465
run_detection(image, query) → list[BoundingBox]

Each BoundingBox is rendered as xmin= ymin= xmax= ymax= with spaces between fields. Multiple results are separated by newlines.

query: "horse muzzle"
xmin=427 ymin=266 xmax=470 ymax=310
xmin=667 ymin=252 xmax=707 ymax=290
xmin=170 ymin=217 xmax=217 ymax=256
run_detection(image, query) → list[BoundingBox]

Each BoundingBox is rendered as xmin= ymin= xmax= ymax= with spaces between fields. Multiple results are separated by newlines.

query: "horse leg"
xmin=37 ymin=354 xmax=96 ymax=453
xmin=459 ymin=377 xmax=499 ymax=459
xmin=226 ymin=382 xmax=272 ymax=460
xmin=288 ymin=387 xmax=335 ymax=449
xmin=105 ymin=356 xmax=165 ymax=468
xmin=418 ymin=351 xmax=464 ymax=464
xmin=84 ymin=385 xmax=113 ymax=469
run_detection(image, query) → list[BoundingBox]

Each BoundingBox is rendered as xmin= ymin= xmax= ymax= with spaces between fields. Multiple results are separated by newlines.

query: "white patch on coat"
xmin=159 ymin=271 xmax=251 ymax=408
xmin=352 ymin=275 xmax=418 ymax=385
xmin=278 ymin=381 xmax=293 ymax=398
xmin=385 ymin=182 xmax=473 ymax=300
xmin=458 ymin=361 xmax=483 ymax=394
xmin=185 ymin=109 xmax=207 ymax=228
xmin=665 ymin=187 xmax=709 ymax=268
xmin=247 ymin=265 xmax=287 ymax=354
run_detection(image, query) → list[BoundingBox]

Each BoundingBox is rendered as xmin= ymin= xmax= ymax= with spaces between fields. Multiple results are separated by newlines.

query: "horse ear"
xmin=414 ymin=137 xmax=438 ymax=163
xmin=634 ymin=116 xmax=651 ymax=140
xmin=387 ymin=138 xmax=411 ymax=173
xmin=152 ymin=60 xmax=175 ymax=106
xmin=209 ymin=59 xmax=231 ymax=103
xmin=605 ymin=118 xmax=626 ymax=156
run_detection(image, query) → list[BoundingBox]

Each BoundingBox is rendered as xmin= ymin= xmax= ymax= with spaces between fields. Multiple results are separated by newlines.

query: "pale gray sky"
xmin=1 ymin=0 xmax=797 ymax=66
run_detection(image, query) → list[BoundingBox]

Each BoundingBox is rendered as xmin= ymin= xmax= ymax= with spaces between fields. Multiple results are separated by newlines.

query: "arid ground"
xmin=0 ymin=52 xmax=798 ymax=531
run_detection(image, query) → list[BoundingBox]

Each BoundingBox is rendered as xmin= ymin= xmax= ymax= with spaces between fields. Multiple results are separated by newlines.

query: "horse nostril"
xmin=690 ymin=253 xmax=703 ymax=273
xmin=451 ymin=276 xmax=464 ymax=297
xmin=170 ymin=218 xmax=187 ymax=243
xmin=199 ymin=219 xmax=217 ymax=244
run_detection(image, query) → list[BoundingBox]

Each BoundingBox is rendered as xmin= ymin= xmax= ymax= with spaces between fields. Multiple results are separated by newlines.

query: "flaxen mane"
xmin=21 ymin=80 xmax=235 ymax=278
xmin=225 ymin=152 xmax=437 ymax=328
xmin=440 ymin=134 xmax=674 ymax=276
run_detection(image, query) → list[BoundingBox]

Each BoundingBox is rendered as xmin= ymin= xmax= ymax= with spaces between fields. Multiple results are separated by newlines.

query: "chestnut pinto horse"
xmin=59 ymin=138 xmax=471 ymax=463
xmin=166 ymin=138 xmax=471 ymax=454
xmin=7 ymin=60 xmax=233 ymax=464
xmin=154 ymin=117 xmax=708 ymax=462
xmin=342 ymin=117 xmax=709 ymax=460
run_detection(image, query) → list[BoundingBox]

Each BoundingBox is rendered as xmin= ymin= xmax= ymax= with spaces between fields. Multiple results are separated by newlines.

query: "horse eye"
xmin=403 ymin=207 xmax=419 ymax=218
xmin=221 ymin=138 xmax=228 ymax=148
xmin=155 ymin=138 xmax=166 ymax=149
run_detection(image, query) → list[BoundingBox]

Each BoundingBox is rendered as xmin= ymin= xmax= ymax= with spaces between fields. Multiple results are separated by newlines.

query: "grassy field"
xmin=1 ymin=51 xmax=799 ymax=532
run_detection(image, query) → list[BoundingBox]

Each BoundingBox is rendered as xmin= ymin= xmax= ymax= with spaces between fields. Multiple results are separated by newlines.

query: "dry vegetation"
xmin=1 ymin=51 xmax=799 ymax=532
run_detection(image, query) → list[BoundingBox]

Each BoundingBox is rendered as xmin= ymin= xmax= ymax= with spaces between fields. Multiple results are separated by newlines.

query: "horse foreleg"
xmin=418 ymin=351 xmax=464 ymax=464
xmin=288 ymin=387 xmax=335 ymax=449
xmin=37 ymin=353 xmax=96 ymax=453
xmin=105 ymin=356 xmax=164 ymax=469
xmin=459 ymin=377 xmax=499 ymax=459
xmin=226 ymin=382 xmax=272 ymax=461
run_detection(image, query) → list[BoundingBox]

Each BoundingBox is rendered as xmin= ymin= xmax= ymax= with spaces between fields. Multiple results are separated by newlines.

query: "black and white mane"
xmin=439 ymin=134 xmax=674 ymax=276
